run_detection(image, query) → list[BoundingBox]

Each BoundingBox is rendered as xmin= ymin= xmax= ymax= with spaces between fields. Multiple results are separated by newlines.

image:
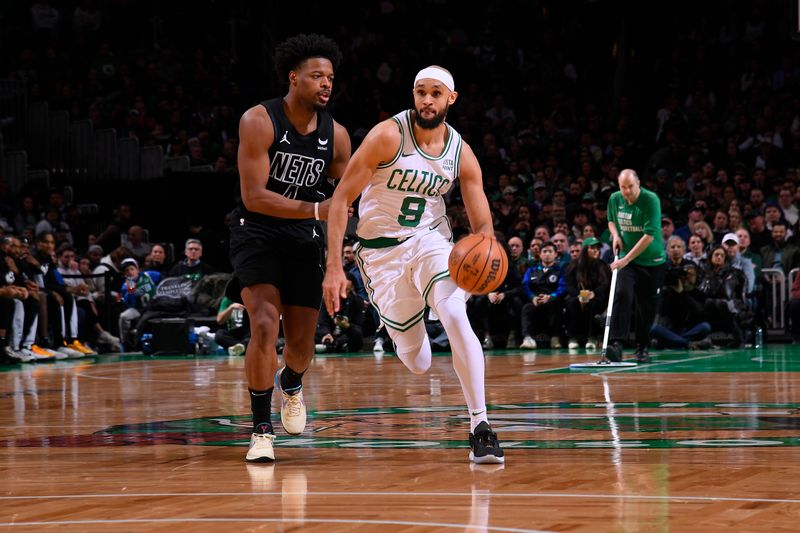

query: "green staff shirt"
xmin=607 ymin=187 xmax=666 ymax=266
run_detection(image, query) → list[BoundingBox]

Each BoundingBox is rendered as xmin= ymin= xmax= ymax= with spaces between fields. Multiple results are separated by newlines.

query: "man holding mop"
xmin=606 ymin=169 xmax=667 ymax=363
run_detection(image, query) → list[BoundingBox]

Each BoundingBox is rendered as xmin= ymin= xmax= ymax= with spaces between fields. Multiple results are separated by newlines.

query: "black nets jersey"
xmin=234 ymin=97 xmax=335 ymax=227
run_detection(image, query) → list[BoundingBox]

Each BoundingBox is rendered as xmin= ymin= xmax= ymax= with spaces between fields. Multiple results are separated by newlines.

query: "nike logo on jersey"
xmin=401 ymin=152 xmax=416 ymax=157
xmin=280 ymin=131 xmax=290 ymax=144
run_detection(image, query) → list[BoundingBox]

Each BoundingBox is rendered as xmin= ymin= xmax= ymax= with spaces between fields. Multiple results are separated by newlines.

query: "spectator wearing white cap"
xmin=722 ymin=232 xmax=755 ymax=293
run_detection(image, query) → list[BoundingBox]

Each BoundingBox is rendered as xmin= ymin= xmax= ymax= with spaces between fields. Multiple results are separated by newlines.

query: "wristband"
xmin=314 ymin=202 xmax=320 ymax=221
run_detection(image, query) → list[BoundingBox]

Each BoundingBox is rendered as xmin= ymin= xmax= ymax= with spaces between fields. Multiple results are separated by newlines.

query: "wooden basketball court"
xmin=2 ymin=345 xmax=800 ymax=531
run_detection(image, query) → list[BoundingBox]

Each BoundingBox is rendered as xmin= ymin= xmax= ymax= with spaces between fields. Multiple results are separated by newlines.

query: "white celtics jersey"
xmin=356 ymin=110 xmax=462 ymax=243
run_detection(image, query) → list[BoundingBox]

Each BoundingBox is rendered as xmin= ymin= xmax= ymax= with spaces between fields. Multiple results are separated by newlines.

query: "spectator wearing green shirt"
xmin=216 ymin=297 xmax=250 ymax=356
xmin=607 ymin=169 xmax=667 ymax=363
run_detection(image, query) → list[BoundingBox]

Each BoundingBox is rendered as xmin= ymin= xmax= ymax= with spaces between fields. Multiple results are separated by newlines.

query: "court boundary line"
xmin=0 ymin=517 xmax=546 ymax=532
xmin=2 ymin=491 xmax=799 ymax=504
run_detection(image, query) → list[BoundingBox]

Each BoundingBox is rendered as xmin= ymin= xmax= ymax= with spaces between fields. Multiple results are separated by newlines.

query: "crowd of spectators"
xmin=1 ymin=1 xmax=799 ymax=359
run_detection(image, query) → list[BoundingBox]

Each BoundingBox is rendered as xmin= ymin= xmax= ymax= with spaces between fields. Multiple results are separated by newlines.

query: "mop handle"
xmin=600 ymin=255 xmax=620 ymax=357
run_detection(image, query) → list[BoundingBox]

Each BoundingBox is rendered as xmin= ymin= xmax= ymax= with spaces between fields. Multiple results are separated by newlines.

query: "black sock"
xmin=280 ymin=365 xmax=305 ymax=394
xmin=249 ymin=387 xmax=274 ymax=434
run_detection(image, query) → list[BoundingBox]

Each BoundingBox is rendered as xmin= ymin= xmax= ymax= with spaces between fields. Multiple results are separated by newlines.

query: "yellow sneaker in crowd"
xmin=68 ymin=340 xmax=97 ymax=356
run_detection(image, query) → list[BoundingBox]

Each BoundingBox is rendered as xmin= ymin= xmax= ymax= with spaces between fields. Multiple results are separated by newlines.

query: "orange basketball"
xmin=448 ymin=233 xmax=508 ymax=295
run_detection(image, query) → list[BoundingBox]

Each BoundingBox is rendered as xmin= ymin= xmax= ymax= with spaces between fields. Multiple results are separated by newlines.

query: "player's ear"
xmin=289 ymin=71 xmax=297 ymax=86
xmin=448 ymin=90 xmax=458 ymax=105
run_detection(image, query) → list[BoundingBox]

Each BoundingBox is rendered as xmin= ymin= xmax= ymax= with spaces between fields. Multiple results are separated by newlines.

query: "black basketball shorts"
xmin=229 ymin=218 xmax=324 ymax=309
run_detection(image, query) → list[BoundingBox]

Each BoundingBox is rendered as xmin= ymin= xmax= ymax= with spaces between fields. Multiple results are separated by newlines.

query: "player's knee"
xmin=433 ymin=296 xmax=468 ymax=329
xmin=248 ymin=308 xmax=280 ymax=341
xmin=391 ymin=325 xmax=431 ymax=374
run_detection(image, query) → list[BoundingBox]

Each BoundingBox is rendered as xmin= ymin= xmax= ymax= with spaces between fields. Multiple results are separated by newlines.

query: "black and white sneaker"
xmin=468 ymin=421 xmax=505 ymax=464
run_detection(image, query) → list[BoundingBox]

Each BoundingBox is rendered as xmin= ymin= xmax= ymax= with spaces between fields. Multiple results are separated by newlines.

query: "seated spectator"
xmin=721 ymin=232 xmax=755 ymax=294
xmin=698 ymin=245 xmax=748 ymax=346
xmin=526 ymin=237 xmax=543 ymax=268
xmin=33 ymin=232 xmax=94 ymax=357
xmin=215 ymin=297 xmax=250 ymax=356
xmin=468 ymin=239 xmax=523 ymax=350
xmin=684 ymin=234 xmax=708 ymax=266
xmin=519 ymin=242 xmax=566 ymax=349
xmin=168 ymin=238 xmax=214 ymax=280
xmin=551 ymin=232 xmax=571 ymax=268
xmin=651 ymin=242 xmax=712 ymax=349
xmin=13 ymin=196 xmax=39 ymax=235
xmin=96 ymin=203 xmax=134 ymax=251
xmin=693 ymin=220 xmax=714 ymax=250
xmin=564 ymin=237 xmax=611 ymax=350
xmin=507 ymin=236 xmax=527 ymax=276
xmin=56 ymin=244 xmax=120 ymax=351
xmin=123 ymin=225 xmax=151 ymax=262
xmin=143 ymin=243 xmax=170 ymax=277
xmin=315 ymin=274 xmax=364 ymax=353
xmin=35 ymin=206 xmax=73 ymax=246
xmin=91 ymin=246 xmax=131 ymax=306
xmin=760 ymin=221 xmax=800 ymax=276
xmin=118 ymin=258 xmax=157 ymax=350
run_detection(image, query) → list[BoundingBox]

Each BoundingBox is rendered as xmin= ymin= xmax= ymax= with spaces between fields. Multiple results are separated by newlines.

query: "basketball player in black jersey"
xmin=231 ymin=34 xmax=351 ymax=462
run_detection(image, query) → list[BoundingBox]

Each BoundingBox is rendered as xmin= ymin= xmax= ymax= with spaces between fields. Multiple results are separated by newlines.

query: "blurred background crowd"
xmin=0 ymin=0 xmax=798 ymax=358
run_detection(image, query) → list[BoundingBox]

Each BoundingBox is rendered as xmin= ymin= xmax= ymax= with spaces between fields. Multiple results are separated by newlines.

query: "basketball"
xmin=448 ymin=234 xmax=508 ymax=295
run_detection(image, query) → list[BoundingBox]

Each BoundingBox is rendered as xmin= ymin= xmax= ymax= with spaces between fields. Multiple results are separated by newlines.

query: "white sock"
xmin=469 ymin=408 xmax=489 ymax=433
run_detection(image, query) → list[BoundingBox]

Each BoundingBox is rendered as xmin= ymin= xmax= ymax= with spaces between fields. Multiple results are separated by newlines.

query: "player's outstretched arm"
xmin=237 ymin=105 xmax=316 ymax=219
xmin=322 ymin=120 xmax=400 ymax=315
xmin=458 ymin=142 xmax=494 ymax=238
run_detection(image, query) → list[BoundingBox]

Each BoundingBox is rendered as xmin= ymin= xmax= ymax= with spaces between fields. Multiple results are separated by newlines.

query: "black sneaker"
xmin=469 ymin=421 xmax=505 ymax=464
xmin=635 ymin=344 xmax=650 ymax=364
xmin=605 ymin=341 xmax=623 ymax=362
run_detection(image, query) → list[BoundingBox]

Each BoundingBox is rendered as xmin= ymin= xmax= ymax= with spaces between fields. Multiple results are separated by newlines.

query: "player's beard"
xmin=414 ymin=103 xmax=449 ymax=129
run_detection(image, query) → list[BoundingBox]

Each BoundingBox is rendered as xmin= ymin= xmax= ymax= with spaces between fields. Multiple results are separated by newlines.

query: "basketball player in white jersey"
xmin=323 ymin=66 xmax=504 ymax=463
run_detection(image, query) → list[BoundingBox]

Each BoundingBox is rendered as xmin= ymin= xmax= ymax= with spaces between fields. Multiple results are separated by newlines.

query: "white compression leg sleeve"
xmin=387 ymin=320 xmax=431 ymax=375
xmin=429 ymin=278 xmax=488 ymax=432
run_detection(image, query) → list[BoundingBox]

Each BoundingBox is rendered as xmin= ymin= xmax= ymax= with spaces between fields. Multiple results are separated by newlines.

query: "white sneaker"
xmin=30 ymin=344 xmax=67 ymax=360
xmin=275 ymin=367 xmax=307 ymax=435
xmin=228 ymin=343 xmax=245 ymax=357
xmin=5 ymin=346 xmax=33 ymax=363
xmin=314 ymin=343 xmax=327 ymax=354
xmin=18 ymin=347 xmax=44 ymax=361
xmin=482 ymin=336 xmax=494 ymax=349
xmin=58 ymin=345 xmax=85 ymax=359
xmin=373 ymin=337 xmax=384 ymax=353
xmin=550 ymin=336 xmax=562 ymax=349
xmin=245 ymin=431 xmax=276 ymax=462
xmin=567 ymin=338 xmax=580 ymax=349
xmin=519 ymin=336 xmax=537 ymax=349
xmin=585 ymin=338 xmax=598 ymax=350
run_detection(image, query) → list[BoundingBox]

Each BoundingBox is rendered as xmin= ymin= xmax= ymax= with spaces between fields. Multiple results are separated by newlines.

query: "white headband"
xmin=413 ymin=66 xmax=455 ymax=92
